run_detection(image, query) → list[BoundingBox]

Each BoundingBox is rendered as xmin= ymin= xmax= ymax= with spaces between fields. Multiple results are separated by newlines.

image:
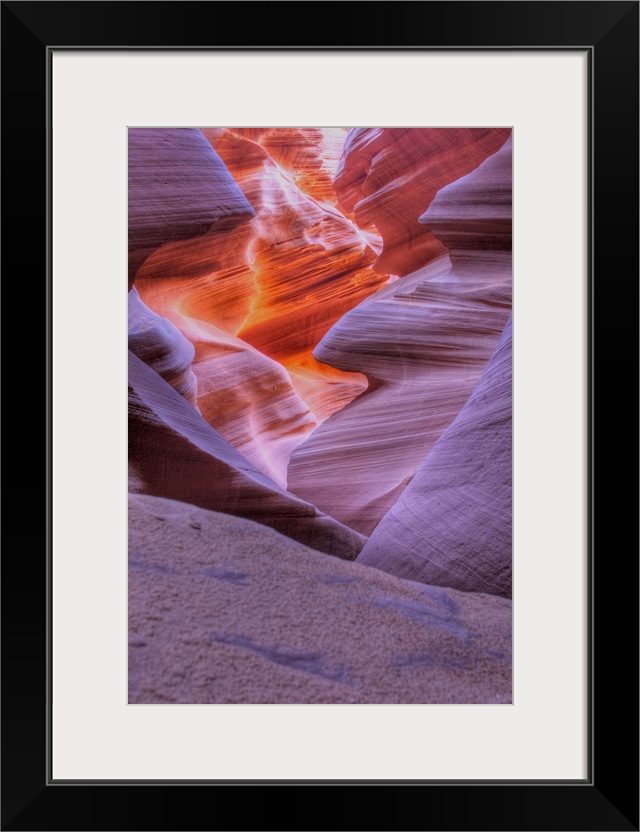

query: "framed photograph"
xmin=3 ymin=2 xmax=637 ymax=830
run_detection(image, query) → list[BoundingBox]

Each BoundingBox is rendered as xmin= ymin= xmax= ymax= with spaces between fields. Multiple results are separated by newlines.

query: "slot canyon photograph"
xmin=128 ymin=126 xmax=513 ymax=704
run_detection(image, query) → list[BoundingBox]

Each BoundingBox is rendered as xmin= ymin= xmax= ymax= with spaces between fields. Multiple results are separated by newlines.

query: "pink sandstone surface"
xmin=169 ymin=313 xmax=316 ymax=488
xmin=135 ymin=128 xmax=392 ymax=426
xmin=128 ymin=350 xmax=365 ymax=560
xmin=287 ymin=133 xmax=512 ymax=535
xmin=128 ymin=286 xmax=198 ymax=407
xmin=129 ymin=494 xmax=512 ymax=704
xmin=200 ymin=128 xmax=391 ymax=416
xmin=128 ymin=128 xmax=254 ymax=287
xmin=333 ymin=127 xmax=511 ymax=276
xmin=357 ymin=314 xmax=512 ymax=597
xmin=127 ymin=127 xmax=513 ymax=704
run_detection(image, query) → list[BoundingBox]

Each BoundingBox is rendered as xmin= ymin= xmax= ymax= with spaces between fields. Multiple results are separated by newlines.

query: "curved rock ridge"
xmin=163 ymin=311 xmax=317 ymax=488
xmin=287 ymin=256 xmax=509 ymax=534
xmin=287 ymin=134 xmax=512 ymax=535
xmin=199 ymin=127 xmax=392 ymax=417
xmin=128 ymin=287 xmax=198 ymax=406
xmin=129 ymin=494 xmax=512 ymax=704
xmin=419 ymin=135 xmax=512 ymax=254
xmin=333 ymin=128 xmax=512 ymax=276
xmin=357 ymin=315 xmax=512 ymax=598
xmin=220 ymin=127 xmax=349 ymax=206
xmin=135 ymin=128 xmax=387 ymax=425
xmin=128 ymin=350 xmax=365 ymax=560
xmin=128 ymin=128 xmax=255 ymax=287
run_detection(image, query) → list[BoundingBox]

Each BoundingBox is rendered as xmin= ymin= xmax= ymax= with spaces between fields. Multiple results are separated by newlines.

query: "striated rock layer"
xmin=128 ymin=129 xmax=318 ymax=486
xmin=419 ymin=135 xmax=512 ymax=252
xmin=129 ymin=128 xmax=364 ymax=484
xmin=358 ymin=315 xmax=512 ymax=597
xmin=129 ymin=494 xmax=512 ymax=704
xmin=163 ymin=311 xmax=316 ymax=488
xmin=128 ymin=128 xmax=255 ymax=287
xmin=288 ymin=135 xmax=512 ymax=535
xmin=128 ymin=286 xmax=198 ymax=406
xmin=204 ymin=128 xmax=391 ymax=413
xmin=334 ymin=127 xmax=511 ymax=276
xmin=128 ymin=351 xmax=365 ymax=560
xmin=135 ymin=128 xmax=391 ymax=425
xmin=226 ymin=127 xmax=349 ymax=206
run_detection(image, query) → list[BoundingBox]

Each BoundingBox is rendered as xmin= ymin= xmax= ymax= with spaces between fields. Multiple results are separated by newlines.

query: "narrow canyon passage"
xmin=134 ymin=127 xmax=511 ymax=522
xmin=135 ymin=128 xmax=389 ymax=422
xmin=128 ymin=126 xmax=512 ymax=704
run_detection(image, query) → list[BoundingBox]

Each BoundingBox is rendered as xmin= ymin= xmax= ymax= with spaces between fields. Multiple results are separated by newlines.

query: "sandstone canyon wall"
xmin=128 ymin=128 xmax=255 ymax=288
xmin=135 ymin=127 xmax=392 ymax=426
xmin=128 ymin=285 xmax=199 ymax=407
xmin=128 ymin=127 xmax=512 ymax=705
xmin=333 ymin=127 xmax=511 ymax=276
xmin=127 ymin=128 xmax=365 ymax=556
xmin=128 ymin=350 xmax=365 ymax=559
xmin=288 ymin=130 xmax=512 ymax=535
xmin=357 ymin=314 xmax=513 ymax=597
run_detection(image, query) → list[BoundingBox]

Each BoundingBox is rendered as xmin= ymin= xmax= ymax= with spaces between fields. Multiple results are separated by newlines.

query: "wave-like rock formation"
xmin=333 ymin=127 xmax=511 ymax=277
xmin=128 ymin=351 xmax=365 ymax=559
xmin=129 ymin=494 xmax=512 ymax=704
xmin=288 ymin=135 xmax=512 ymax=535
xmin=199 ymin=127 xmax=392 ymax=417
xmin=128 ymin=128 xmax=255 ymax=288
xmin=129 ymin=128 xmax=333 ymax=483
xmin=225 ymin=127 xmax=348 ymax=206
xmin=134 ymin=271 xmax=320 ymax=488
xmin=162 ymin=311 xmax=316 ymax=488
xmin=419 ymin=135 xmax=513 ymax=252
xmin=128 ymin=287 xmax=198 ymax=406
xmin=358 ymin=315 xmax=512 ymax=597
xmin=133 ymin=127 xmax=388 ymax=426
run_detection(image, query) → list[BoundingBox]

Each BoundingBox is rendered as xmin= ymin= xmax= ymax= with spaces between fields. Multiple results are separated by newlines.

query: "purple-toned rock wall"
xmin=357 ymin=314 xmax=512 ymax=597
xmin=128 ymin=127 xmax=254 ymax=286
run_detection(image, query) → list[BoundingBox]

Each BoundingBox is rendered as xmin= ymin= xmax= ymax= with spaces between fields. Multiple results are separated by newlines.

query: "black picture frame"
xmin=2 ymin=2 xmax=638 ymax=830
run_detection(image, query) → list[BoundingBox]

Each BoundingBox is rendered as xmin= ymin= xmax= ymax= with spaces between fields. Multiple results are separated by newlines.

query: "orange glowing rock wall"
xmin=131 ymin=127 xmax=511 ymax=533
xmin=200 ymin=128 xmax=391 ymax=417
xmin=135 ymin=128 xmax=393 ymax=444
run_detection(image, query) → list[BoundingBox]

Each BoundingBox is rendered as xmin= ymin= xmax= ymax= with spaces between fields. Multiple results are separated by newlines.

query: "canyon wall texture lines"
xmin=128 ymin=350 xmax=365 ymax=559
xmin=135 ymin=127 xmax=391 ymax=429
xmin=128 ymin=128 xmax=255 ymax=288
xmin=287 ymin=131 xmax=512 ymax=534
xmin=128 ymin=126 xmax=512 ymax=704
xmin=357 ymin=315 xmax=513 ymax=597
xmin=354 ymin=138 xmax=514 ymax=594
xmin=333 ymin=127 xmax=511 ymax=276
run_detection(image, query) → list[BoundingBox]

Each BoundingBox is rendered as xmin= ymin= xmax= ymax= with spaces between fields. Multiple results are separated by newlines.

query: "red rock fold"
xmin=333 ymin=127 xmax=511 ymax=276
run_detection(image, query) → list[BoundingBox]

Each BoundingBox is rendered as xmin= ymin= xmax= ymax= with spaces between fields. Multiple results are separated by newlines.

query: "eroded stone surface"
xmin=333 ymin=127 xmax=511 ymax=276
xmin=128 ymin=286 xmax=198 ymax=406
xmin=357 ymin=315 xmax=512 ymax=597
xmin=128 ymin=127 xmax=254 ymax=286
xmin=129 ymin=494 xmax=512 ymax=704
xmin=128 ymin=351 xmax=365 ymax=560
xmin=288 ymin=136 xmax=512 ymax=535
